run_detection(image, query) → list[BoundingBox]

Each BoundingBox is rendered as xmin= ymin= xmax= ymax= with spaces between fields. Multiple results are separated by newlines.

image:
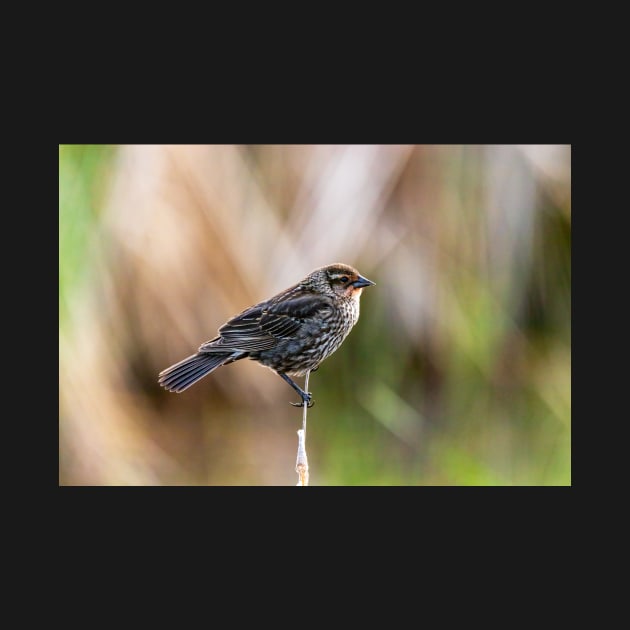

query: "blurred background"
xmin=59 ymin=144 xmax=571 ymax=485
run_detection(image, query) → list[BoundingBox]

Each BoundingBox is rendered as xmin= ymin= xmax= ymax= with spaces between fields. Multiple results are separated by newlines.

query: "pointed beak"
xmin=352 ymin=275 xmax=376 ymax=289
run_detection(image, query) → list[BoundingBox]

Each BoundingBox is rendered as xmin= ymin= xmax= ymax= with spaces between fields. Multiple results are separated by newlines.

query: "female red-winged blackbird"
xmin=158 ymin=263 xmax=375 ymax=406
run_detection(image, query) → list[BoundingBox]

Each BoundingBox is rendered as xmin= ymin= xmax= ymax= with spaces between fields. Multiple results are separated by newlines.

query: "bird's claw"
xmin=290 ymin=393 xmax=314 ymax=408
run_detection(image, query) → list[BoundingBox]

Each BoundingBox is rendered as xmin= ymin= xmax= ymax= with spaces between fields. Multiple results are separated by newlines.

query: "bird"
xmin=158 ymin=263 xmax=375 ymax=407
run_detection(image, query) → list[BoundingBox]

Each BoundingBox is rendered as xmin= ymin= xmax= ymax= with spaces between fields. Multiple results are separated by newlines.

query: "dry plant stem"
xmin=295 ymin=370 xmax=310 ymax=486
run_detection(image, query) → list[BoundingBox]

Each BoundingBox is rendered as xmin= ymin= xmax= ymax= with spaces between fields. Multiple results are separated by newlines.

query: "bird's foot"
xmin=290 ymin=392 xmax=314 ymax=408
xmin=278 ymin=372 xmax=315 ymax=408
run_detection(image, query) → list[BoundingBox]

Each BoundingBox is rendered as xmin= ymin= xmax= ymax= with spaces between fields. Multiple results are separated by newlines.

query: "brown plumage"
xmin=158 ymin=263 xmax=375 ymax=406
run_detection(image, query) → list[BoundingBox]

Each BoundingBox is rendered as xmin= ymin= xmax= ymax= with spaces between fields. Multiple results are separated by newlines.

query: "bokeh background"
xmin=59 ymin=144 xmax=571 ymax=485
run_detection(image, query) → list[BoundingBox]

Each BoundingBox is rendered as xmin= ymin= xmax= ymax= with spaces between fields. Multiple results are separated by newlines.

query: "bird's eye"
xmin=340 ymin=276 xmax=349 ymax=283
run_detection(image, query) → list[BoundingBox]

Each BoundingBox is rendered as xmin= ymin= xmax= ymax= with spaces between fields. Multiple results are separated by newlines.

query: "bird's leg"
xmin=278 ymin=372 xmax=314 ymax=408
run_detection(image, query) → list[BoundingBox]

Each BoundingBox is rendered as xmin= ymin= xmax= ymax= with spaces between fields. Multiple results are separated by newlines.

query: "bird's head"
xmin=307 ymin=263 xmax=375 ymax=300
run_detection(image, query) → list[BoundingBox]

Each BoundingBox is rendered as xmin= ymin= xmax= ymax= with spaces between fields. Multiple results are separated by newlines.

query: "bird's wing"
xmin=199 ymin=294 xmax=333 ymax=353
xmin=260 ymin=294 xmax=334 ymax=336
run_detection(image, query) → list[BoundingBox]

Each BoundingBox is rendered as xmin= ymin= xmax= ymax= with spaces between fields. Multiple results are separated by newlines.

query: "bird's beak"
xmin=352 ymin=275 xmax=376 ymax=288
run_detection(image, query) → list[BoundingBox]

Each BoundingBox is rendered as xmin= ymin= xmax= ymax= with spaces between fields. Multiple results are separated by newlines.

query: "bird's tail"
xmin=158 ymin=352 xmax=234 ymax=393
